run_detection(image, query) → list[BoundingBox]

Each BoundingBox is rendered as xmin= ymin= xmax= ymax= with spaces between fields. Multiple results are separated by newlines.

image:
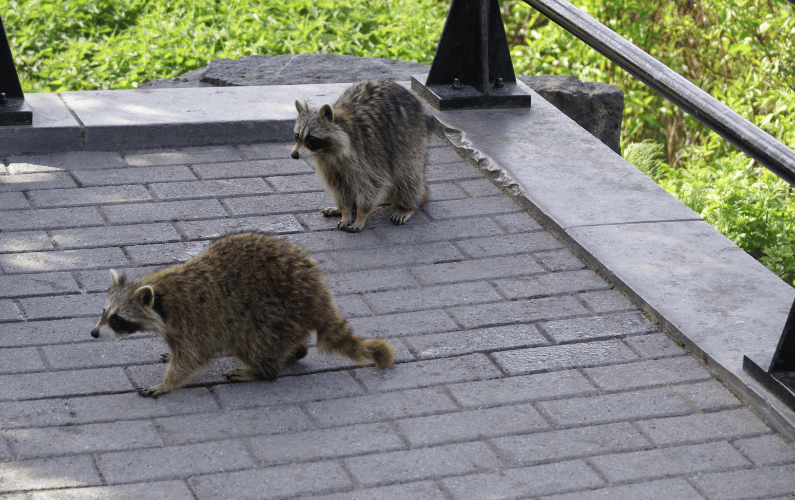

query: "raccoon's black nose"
xmin=91 ymin=329 xmax=99 ymax=338
xmin=291 ymin=151 xmax=299 ymax=160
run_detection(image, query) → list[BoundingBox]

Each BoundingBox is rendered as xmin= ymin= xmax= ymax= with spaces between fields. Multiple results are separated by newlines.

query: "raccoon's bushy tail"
xmin=316 ymin=318 xmax=394 ymax=369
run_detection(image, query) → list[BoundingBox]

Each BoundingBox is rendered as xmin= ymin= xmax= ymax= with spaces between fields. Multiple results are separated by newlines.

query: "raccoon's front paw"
xmin=322 ymin=206 xmax=341 ymax=217
xmin=338 ymin=222 xmax=363 ymax=233
xmin=136 ymin=386 xmax=167 ymax=398
xmin=160 ymin=352 xmax=171 ymax=363
xmin=390 ymin=210 xmax=415 ymax=225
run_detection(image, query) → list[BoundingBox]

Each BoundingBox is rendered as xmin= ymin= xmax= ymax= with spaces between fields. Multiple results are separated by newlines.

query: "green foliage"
xmin=2 ymin=0 xmax=794 ymax=284
xmin=3 ymin=0 xmax=448 ymax=92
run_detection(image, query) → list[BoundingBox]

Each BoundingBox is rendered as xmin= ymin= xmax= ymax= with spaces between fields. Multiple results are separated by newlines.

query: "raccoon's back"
xmin=179 ymin=233 xmax=326 ymax=318
xmin=333 ymin=80 xmax=428 ymax=156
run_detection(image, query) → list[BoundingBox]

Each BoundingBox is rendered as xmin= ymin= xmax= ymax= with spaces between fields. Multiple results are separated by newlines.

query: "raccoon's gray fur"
xmin=291 ymin=79 xmax=431 ymax=232
xmin=90 ymin=232 xmax=395 ymax=398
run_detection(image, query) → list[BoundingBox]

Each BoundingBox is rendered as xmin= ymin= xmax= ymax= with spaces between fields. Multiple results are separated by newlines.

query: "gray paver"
xmin=589 ymin=441 xmax=751 ymax=482
xmin=97 ymin=440 xmax=254 ymax=483
xmin=0 ymin=90 xmax=793 ymax=500
xmin=441 ymin=460 xmax=605 ymax=500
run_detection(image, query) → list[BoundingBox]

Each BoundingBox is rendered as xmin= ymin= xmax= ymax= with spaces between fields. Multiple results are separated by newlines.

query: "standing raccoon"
xmin=90 ymin=232 xmax=394 ymax=398
xmin=292 ymin=79 xmax=431 ymax=232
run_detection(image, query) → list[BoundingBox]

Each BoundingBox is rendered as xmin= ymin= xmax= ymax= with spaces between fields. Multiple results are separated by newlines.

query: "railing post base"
xmin=743 ymin=301 xmax=795 ymax=410
xmin=415 ymin=0 xmax=530 ymax=110
xmin=1 ymin=15 xmax=32 ymax=126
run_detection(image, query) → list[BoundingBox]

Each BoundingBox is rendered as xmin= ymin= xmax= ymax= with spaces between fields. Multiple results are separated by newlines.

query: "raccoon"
xmin=291 ymin=79 xmax=431 ymax=232
xmin=90 ymin=232 xmax=394 ymax=398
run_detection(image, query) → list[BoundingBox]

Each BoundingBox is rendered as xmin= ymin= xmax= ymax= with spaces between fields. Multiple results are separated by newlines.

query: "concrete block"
xmin=326 ymin=268 xmax=418 ymax=295
xmin=236 ymin=142 xmax=293 ymax=160
xmin=334 ymin=294 xmax=374 ymax=318
xmin=397 ymin=404 xmax=549 ymax=446
xmin=0 ymin=272 xmax=79 ymax=297
xmin=354 ymin=354 xmax=502 ymax=392
xmin=544 ymin=478 xmax=705 ymax=500
xmin=51 ymin=222 xmax=181 ymax=249
xmin=307 ymin=481 xmax=448 ymax=500
xmin=7 ymin=150 xmax=128 ymax=171
xmin=377 ymin=217 xmax=506 ymax=245
xmin=97 ymin=440 xmax=254 ymax=483
xmin=0 ymin=318 xmax=96 ymax=347
xmin=447 ymin=370 xmax=598 ymax=407
xmin=692 ymin=465 xmax=795 ymax=500
xmin=638 ymin=408 xmax=772 ymax=446
xmin=305 ymin=386 xmax=458 ymax=427
xmin=538 ymin=387 xmax=692 ymax=427
xmin=0 ymin=367 xmax=131 ymax=400
xmin=30 ymin=183 xmax=153 ymax=208
xmin=584 ymin=356 xmax=711 ymax=391
xmin=589 ymin=441 xmax=752 ymax=482
xmin=122 ymin=145 xmax=244 ymax=166
xmin=0 ymin=207 xmax=101 ymax=231
xmin=345 ymin=441 xmax=502 ymax=487
xmin=42 ymin=336 xmax=164 ymax=370
xmin=346 ymin=309 xmax=459 ymax=339
xmin=0 ymin=230 xmax=54 ymax=253
xmin=458 ymin=177 xmax=505 ymax=198
xmin=72 ymin=165 xmax=196 ymax=186
xmin=193 ymin=159 xmax=312 ymax=179
xmin=540 ymin=311 xmax=656 ymax=343
xmin=672 ymin=379 xmax=744 ymax=411
xmin=266 ymin=173 xmax=320 ymax=193
xmin=372 ymin=281 xmax=502 ymax=315
xmin=18 ymin=292 xmax=107 ymax=320
xmin=124 ymin=241 xmax=207 ymax=266
xmin=425 ymin=195 xmax=523 ymax=219
xmin=177 ymin=215 xmax=303 ymax=239
xmin=450 ymin=295 xmax=588 ymax=330
xmin=733 ymin=434 xmax=796 ymax=467
xmin=3 ymin=420 xmax=162 ymax=459
xmin=68 ymin=388 xmax=218 ymax=424
xmin=188 ymin=461 xmax=352 ymax=500
xmin=0 ymin=398 xmax=76 ymax=429
xmin=410 ymin=254 xmax=545 ymax=285
xmin=149 ymin=178 xmax=273 ymax=200
xmin=0 ymin=171 xmax=77 ymax=192
xmin=0 ymin=192 xmax=31 ymax=210
xmin=329 ymin=241 xmax=464 ymax=272
xmin=456 ymin=231 xmax=562 ymax=258
xmin=28 ymin=480 xmax=196 ymax=500
xmin=536 ymin=248 xmax=586 ymax=272
xmin=623 ymin=333 xmax=687 ymax=359
xmin=405 ymin=323 xmax=548 ymax=359
xmin=440 ymin=460 xmax=604 ymax=500
xmin=429 ymin=181 xmax=470 ymax=201
xmin=0 ymin=248 xmax=128 ymax=273
xmin=0 ymin=347 xmax=45 ymax=374
xmin=102 ymin=199 xmax=226 ymax=224
xmin=250 ymin=422 xmax=404 ymax=465
xmin=492 ymin=421 xmax=649 ymax=465
xmin=215 ymin=371 xmax=365 ymax=409
xmin=225 ymin=192 xmax=329 ymax=216
xmin=426 ymin=161 xmax=485 ymax=182
xmin=494 ymin=269 xmax=608 ymax=299
xmin=0 ymin=456 xmax=101 ymax=493
xmin=579 ymin=288 xmax=637 ymax=313
xmin=156 ymin=406 xmax=313 ymax=445
xmin=0 ymin=300 xmax=21 ymax=321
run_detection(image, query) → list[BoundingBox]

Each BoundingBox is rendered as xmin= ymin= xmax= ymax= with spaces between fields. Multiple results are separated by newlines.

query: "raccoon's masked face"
xmin=90 ymin=269 xmax=157 ymax=339
xmin=291 ymin=99 xmax=337 ymax=160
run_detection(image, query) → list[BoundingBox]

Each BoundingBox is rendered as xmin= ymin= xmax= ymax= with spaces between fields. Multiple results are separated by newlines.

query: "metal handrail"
xmin=521 ymin=0 xmax=795 ymax=186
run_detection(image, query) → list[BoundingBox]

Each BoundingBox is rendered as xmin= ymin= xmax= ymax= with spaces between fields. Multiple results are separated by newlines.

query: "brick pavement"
xmin=0 ymin=138 xmax=794 ymax=499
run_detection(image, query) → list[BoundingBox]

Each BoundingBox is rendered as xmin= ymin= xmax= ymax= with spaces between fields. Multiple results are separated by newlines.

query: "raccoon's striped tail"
xmin=316 ymin=318 xmax=394 ymax=369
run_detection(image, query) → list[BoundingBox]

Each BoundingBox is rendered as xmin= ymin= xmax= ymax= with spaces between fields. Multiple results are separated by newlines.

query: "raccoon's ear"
xmin=133 ymin=285 xmax=156 ymax=309
xmin=109 ymin=269 xmax=126 ymax=287
xmin=317 ymin=104 xmax=334 ymax=122
xmin=295 ymin=99 xmax=309 ymax=114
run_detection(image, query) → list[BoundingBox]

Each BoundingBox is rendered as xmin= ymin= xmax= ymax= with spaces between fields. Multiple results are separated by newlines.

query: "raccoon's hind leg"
xmin=287 ymin=344 xmax=308 ymax=364
xmin=223 ymin=359 xmax=282 ymax=383
xmin=138 ymin=350 xmax=205 ymax=398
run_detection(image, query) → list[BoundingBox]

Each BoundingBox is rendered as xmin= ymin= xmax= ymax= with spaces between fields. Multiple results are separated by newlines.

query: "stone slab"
xmin=0 ymin=93 xmax=81 ymax=155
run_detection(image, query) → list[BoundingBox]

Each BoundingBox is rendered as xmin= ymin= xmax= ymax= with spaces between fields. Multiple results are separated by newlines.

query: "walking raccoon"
xmin=291 ymin=79 xmax=431 ymax=232
xmin=90 ymin=232 xmax=394 ymax=398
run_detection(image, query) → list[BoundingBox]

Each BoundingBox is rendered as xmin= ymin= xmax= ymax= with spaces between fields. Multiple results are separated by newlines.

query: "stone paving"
xmin=0 ymin=137 xmax=794 ymax=499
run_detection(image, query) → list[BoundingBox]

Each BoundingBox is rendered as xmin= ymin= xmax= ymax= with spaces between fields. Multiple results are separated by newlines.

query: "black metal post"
xmin=412 ymin=0 xmax=531 ymax=110
xmin=0 ymin=14 xmax=33 ymax=126
xmin=744 ymin=301 xmax=795 ymax=409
